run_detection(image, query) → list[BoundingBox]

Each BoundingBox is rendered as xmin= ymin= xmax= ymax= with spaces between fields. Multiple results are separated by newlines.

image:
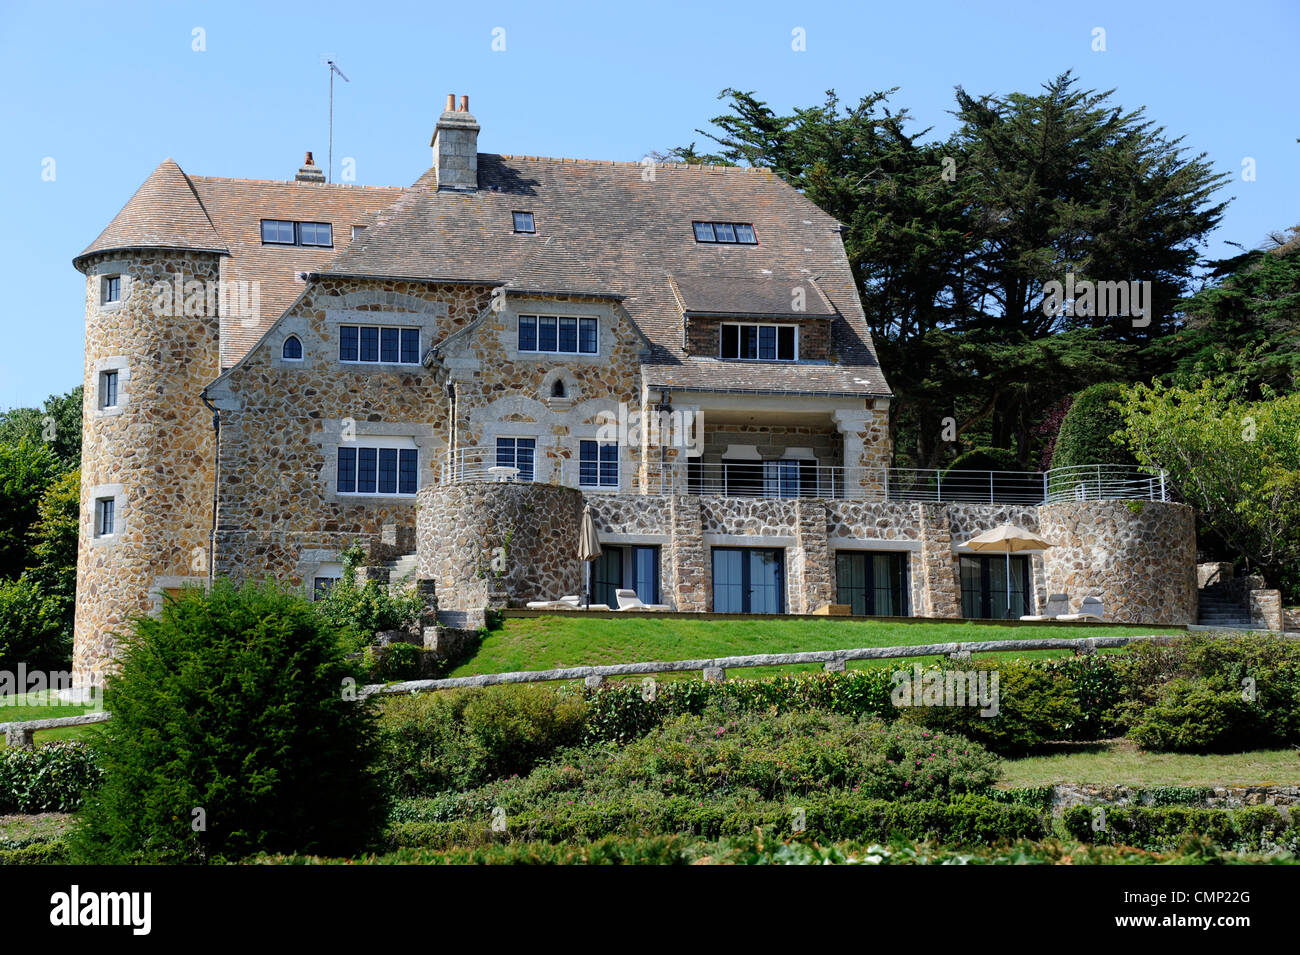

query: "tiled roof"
xmin=77 ymin=153 xmax=890 ymax=395
xmin=323 ymin=155 xmax=890 ymax=396
xmin=186 ymin=176 xmax=403 ymax=366
xmin=76 ymin=159 xmax=227 ymax=260
xmin=670 ymin=274 xmax=836 ymax=318
xmin=76 ymin=160 xmax=404 ymax=367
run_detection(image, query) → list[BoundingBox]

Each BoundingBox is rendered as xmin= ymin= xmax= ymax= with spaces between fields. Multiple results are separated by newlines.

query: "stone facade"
xmin=1039 ymin=500 xmax=1197 ymax=625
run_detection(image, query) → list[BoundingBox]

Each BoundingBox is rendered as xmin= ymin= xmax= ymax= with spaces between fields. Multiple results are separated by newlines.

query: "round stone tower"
xmin=71 ymin=160 xmax=227 ymax=687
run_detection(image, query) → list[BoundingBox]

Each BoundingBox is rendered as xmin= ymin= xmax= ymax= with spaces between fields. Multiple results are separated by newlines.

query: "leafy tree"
xmin=0 ymin=437 xmax=63 ymax=580
xmin=0 ymin=576 xmax=65 ymax=672
xmin=314 ymin=542 xmax=423 ymax=653
xmin=0 ymin=386 xmax=83 ymax=469
xmin=1050 ymin=383 xmax=1136 ymax=470
xmin=70 ymin=579 xmax=387 ymax=863
xmin=1115 ymin=379 xmax=1300 ymax=600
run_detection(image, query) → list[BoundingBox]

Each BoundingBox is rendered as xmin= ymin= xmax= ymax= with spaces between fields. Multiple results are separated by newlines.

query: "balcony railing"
xmin=439 ymin=449 xmax=1169 ymax=506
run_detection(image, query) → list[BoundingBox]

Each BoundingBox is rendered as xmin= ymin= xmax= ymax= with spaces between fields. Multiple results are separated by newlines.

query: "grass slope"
xmin=450 ymin=615 xmax=1183 ymax=677
xmin=1000 ymin=740 xmax=1300 ymax=788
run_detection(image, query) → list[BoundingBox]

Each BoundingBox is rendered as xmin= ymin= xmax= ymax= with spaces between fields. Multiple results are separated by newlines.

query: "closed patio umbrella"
xmin=962 ymin=523 xmax=1051 ymax=619
xmin=578 ymin=504 xmax=602 ymax=608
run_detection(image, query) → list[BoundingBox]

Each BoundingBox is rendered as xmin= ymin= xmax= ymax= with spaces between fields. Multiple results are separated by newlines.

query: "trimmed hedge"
xmin=1063 ymin=804 xmax=1299 ymax=853
xmin=386 ymin=793 xmax=1049 ymax=850
xmin=0 ymin=740 xmax=102 ymax=813
xmin=1050 ymin=382 xmax=1135 ymax=470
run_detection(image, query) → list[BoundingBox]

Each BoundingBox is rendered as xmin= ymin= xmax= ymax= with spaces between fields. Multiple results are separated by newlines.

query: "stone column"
xmin=794 ymin=499 xmax=833 ymax=613
xmin=919 ymin=502 xmax=960 ymax=618
xmin=670 ymin=494 xmax=708 ymax=611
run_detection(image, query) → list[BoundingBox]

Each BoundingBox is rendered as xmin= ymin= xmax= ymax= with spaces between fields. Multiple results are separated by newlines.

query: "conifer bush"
xmin=70 ymin=579 xmax=386 ymax=863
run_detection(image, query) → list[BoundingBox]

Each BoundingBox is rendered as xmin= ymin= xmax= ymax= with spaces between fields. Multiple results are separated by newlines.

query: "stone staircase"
xmin=384 ymin=553 xmax=419 ymax=589
xmin=1196 ymin=581 xmax=1252 ymax=629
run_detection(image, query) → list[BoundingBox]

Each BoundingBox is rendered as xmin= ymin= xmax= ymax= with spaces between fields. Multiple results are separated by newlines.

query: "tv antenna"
xmin=321 ymin=55 xmax=350 ymax=183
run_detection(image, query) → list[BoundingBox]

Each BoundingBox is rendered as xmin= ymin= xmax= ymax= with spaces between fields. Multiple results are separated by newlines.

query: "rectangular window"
xmin=99 ymin=370 xmax=119 ymax=408
xmin=337 ymin=325 xmax=421 ymax=364
xmin=538 ymin=316 xmax=558 ymax=352
xmin=719 ymin=323 xmax=798 ymax=361
xmin=95 ymin=498 xmax=115 ymax=537
xmin=579 ymin=318 xmax=598 ymax=354
xmin=692 ymin=221 xmax=757 ymax=244
xmin=959 ymin=555 xmax=1031 ymax=620
xmin=712 ymin=547 xmax=784 ymax=613
xmin=313 ymin=576 xmax=341 ymax=600
xmin=339 ymin=326 xmax=359 ymax=362
xmin=337 ymin=447 xmax=357 ymax=493
xmin=836 ymin=551 xmax=910 ymax=616
xmin=380 ymin=327 xmax=400 ymax=364
xmin=495 ymin=437 xmax=536 ymax=482
xmin=579 ymin=440 xmax=618 ymax=488
xmin=632 ymin=545 xmax=660 ymax=605
xmin=515 ymin=314 xmax=598 ymax=355
xmin=351 ymin=225 xmax=366 ymax=239
xmin=261 ymin=219 xmax=295 ymax=244
xmin=378 ymin=448 xmax=398 ymax=494
xmin=357 ymin=447 xmax=378 ymax=494
xmin=103 ymin=276 xmax=121 ymax=304
xmin=398 ymin=449 xmax=418 ymax=494
xmin=299 ymin=222 xmax=333 ymax=247
xmin=512 ymin=211 xmax=535 ymax=233
xmin=400 ymin=328 xmax=421 ymax=364
xmin=517 ymin=315 xmax=537 ymax=351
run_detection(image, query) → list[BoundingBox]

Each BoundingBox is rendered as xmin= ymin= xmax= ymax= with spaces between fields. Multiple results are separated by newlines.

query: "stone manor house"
xmin=71 ymin=95 xmax=1199 ymax=685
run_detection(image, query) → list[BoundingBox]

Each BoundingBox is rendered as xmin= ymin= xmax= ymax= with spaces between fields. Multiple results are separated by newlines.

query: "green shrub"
xmin=1050 ymin=382 xmax=1135 ymax=470
xmin=1063 ymin=804 xmax=1298 ymax=852
xmin=314 ymin=543 xmax=423 ymax=652
xmin=0 ymin=839 xmax=70 ymax=865
xmin=1126 ymin=678 xmax=1259 ymax=752
xmin=902 ymin=659 xmax=1083 ymax=755
xmin=365 ymin=642 xmax=423 ymax=682
xmin=69 ymin=579 xmax=386 ymax=864
xmin=0 ymin=740 xmax=102 ymax=813
xmin=377 ymin=684 xmax=588 ymax=797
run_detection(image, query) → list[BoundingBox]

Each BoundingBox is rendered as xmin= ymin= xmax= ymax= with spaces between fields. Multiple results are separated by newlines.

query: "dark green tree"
xmin=0 ymin=386 xmax=83 ymax=469
xmin=0 ymin=437 xmax=63 ymax=580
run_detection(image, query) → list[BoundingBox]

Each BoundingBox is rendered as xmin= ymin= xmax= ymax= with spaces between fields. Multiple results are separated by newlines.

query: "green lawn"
xmin=1000 ymin=741 xmax=1300 ymax=788
xmin=450 ymin=615 xmax=1184 ymax=677
xmin=0 ymin=691 xmax=102 ymax=749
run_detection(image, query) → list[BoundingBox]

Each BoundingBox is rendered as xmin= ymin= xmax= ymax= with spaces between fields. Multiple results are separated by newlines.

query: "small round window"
xmin=282 ymin=335 xmax=303 ymax=360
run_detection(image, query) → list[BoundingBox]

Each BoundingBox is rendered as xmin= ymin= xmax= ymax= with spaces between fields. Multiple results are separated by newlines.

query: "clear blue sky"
xmin=1 ymin=0 xmax=1296 ymax=409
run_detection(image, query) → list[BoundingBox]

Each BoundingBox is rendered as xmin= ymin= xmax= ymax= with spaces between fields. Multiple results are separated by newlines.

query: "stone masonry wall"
xmin=417 ymin=482 xmax=585 ymax=609
xmin=73 ymin=250 xmax=222 ymax=685
xmin=1039 ymin=500 xmax=1196 ymax=625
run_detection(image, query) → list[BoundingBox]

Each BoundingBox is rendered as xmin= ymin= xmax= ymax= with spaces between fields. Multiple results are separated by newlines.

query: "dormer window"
xmin=720 ymin=323 xmax=797 ymax=361
xmin=261 ymin=220 xmax=333 ymax=247
xmin=513 ymin=211 xmax=535 ymax=234
xmin=693 ymin=221 xmax=758 ymax=244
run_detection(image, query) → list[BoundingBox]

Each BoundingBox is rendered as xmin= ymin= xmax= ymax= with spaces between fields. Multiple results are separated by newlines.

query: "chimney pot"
xmin=305 ymin=151 xmax=314 ymax=165
xmin=459 ymin=95 xmax=469 ymax=112
xmin=445 ymin=93 xmax=455 ymax=112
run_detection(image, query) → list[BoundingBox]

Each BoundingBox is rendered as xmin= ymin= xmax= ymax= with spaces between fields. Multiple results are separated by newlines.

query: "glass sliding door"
xmin=958 ymin=555 xmax=1031 ymax=619
xmin=711 ymin=547 xmax=785 ymax=613
xmin=594 ymin=545 xmax=661 ymax=606
xmin=592 ymin=548 xmax=622 ymax=608
xmin=835 ymin=551 xmax=910 ymax=616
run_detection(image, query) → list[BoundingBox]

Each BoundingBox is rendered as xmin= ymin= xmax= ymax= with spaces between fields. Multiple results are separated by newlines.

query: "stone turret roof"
xmin=324 ymin=155 xmax=890 ymax=397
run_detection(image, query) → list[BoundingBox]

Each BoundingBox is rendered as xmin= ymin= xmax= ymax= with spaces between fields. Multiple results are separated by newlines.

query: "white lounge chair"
xmin=1057 ymin=596 xmax=1105 ymax=622
xmin=525 ymin=599 xmax=580 ymax=611
xmin=1020 ymin=593 xmax=1069 ymax=621
xmin=614 ymin=588 xmax=671 ymax=612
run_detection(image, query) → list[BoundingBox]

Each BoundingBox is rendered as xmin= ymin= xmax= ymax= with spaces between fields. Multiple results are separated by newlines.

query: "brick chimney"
xmin=430 ymin=93 xmax=479 ymax=192
xmin=295 ymin=151 xmax=326 ymax=183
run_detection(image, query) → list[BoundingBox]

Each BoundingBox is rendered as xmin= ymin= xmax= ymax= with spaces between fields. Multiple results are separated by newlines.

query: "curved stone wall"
xmin=417 ymin=482 xmax=585 ymax=608
xmin=1039 ymin=500 xmax=1196 ymax=625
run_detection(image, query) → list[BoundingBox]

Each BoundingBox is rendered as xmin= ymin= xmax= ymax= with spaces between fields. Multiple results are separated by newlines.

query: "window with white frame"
xmin=95 ymin=497 xmax=116 ymax=537
xmin=338 ymin=325 xmax=421 ymax=364
xmin=102 ymin=275 xmax=122 ymax=304
xmin=336 ymin=440 xmax=419 ymax=496
xmin=719 ymin=323 xmax=797 ymax=361
xmin=312 ymin=562 xmax=344 ymax=600
xmin=579 ymin=440 xmax=619 ymax=488
xmin=517 ymin=315 xmax=598 ymax=355
xmin=495 ymin=437 xmax=536 ymax=482
xmin=99 ymin=370 xmax=120 ymax=408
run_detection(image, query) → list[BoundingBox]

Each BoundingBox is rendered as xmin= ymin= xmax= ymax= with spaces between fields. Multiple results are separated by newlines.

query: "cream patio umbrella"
xmin=962 ymin=524 xmax=1051 ymax=619
xmin=578 ymin=504 xmax=602 ymax=608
